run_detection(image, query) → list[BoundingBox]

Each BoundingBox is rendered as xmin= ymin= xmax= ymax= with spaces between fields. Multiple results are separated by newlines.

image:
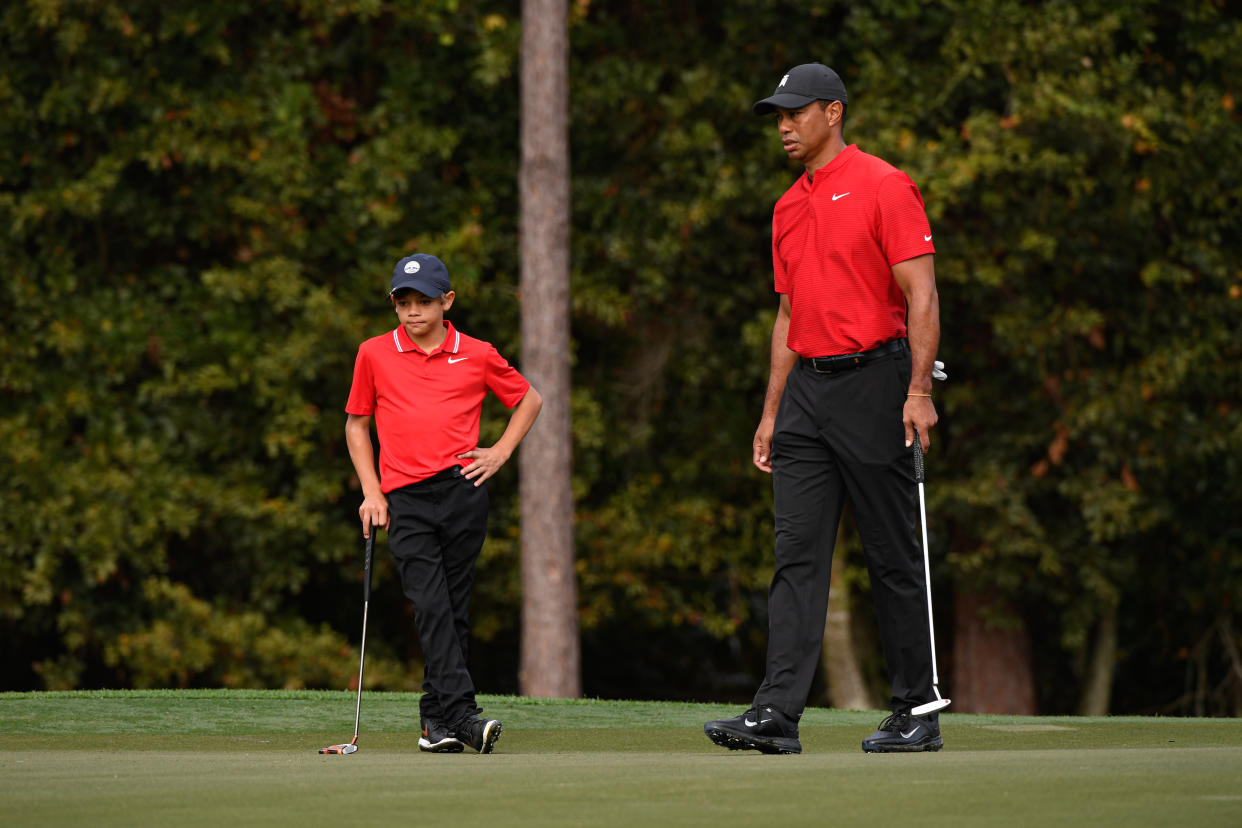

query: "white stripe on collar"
xmin=393 ymin=326 xmax=456 ymax=355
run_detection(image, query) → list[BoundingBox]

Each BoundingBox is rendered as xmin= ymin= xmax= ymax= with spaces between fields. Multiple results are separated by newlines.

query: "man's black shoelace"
xmin=878 ymin=712 xmax=911 ymax=732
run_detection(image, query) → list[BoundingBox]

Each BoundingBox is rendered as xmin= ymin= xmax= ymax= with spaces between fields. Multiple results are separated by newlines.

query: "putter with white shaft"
xmin=909 ymin=435 xmax=951 ymax=717
xmin=319 ymin=526 xmax=376 ymax=754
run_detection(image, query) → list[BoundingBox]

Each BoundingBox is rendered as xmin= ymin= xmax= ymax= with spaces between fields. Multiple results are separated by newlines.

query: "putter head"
xmin=318 ymin=743 xmax=358 ymax=755
xmin=911 ymin=698 xmax=951 ymax=717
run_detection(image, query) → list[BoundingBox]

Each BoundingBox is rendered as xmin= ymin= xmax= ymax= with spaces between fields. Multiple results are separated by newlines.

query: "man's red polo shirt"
xmin=345 ymin=321 xmax=530 ymax=492
xmin=772 ymin=144 xmax=936 ymax=357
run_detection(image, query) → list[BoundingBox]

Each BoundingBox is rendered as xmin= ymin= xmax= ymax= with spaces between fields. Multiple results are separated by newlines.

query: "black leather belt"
xmin=802 ymin=338 xmax=908 ymax=374
xmin=408 ymin=466 xmax=465 ymax=489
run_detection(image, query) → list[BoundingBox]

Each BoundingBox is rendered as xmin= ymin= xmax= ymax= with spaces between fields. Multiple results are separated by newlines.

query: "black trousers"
xmin=753 ymin=343 xmax=934 ymax=718
xmin=386 ymin=467 xmax=489 ymax=725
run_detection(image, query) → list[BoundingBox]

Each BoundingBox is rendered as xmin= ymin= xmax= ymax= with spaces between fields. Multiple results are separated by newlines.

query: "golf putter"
xmin=910 ymin=434 xmax=951 ymax=717
xmin=319 ymin=526 xmax=377 ymax=754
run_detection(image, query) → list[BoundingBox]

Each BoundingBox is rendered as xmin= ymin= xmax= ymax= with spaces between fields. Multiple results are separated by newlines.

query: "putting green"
xmin=2 ymin=692 xmax=1240 ymax=826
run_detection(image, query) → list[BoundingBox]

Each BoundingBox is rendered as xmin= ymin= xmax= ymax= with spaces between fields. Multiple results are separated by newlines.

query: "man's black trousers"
xmin=754 ymin=342 xmax=935 ymax=718
xmin=387 ymin=467 xmax=489 ymax=726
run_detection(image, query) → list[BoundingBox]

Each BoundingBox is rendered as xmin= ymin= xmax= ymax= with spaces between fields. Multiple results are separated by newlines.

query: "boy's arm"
xmin=459 ymin=387 xmax=543 ymax=487
xmin=345 ymin=413 xmax=388 ymax=537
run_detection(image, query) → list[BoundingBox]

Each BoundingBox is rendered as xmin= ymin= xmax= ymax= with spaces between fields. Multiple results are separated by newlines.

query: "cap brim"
xmin=752 ymin=92 xmax=820 ymax=115
xmin=390 ymin=277 xmax=446 ymax=297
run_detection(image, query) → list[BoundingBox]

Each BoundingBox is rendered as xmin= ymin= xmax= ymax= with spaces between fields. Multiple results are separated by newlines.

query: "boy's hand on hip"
xmin=358 ymin=494 xmax=389 ymax=537
xmin=458 ymin=447 xmax=510 ymax=487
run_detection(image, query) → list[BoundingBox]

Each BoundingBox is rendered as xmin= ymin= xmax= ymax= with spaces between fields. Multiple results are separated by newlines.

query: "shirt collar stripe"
xmin=392 ymin=322 xmax=456 ymax=355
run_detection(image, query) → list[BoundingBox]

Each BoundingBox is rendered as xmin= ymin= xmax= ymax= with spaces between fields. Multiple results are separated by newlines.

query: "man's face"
xmin=774 ymin=101 xmax=839 ymax=165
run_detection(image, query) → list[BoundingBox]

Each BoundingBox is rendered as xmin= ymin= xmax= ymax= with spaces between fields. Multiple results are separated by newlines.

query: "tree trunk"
xmin=518 ymin=0 xmax=579 ymax=698
xmin=821 ymin=537 xmax=878 ymax=710
xmin=1078 ymin=603 xmax=1118 ymax=716
xmin=952 ymin=588 xmax=1038 ymax=714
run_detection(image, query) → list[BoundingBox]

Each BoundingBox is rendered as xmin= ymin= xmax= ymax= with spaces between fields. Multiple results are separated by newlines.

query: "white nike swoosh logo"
xmin=900 ymin=728 xmax=919 ymax=739
xmin=744 ymin=718 xmax=758 ymax=727
xmin=447 ymin=356 xmax=468 ymax=364
xmin=924 ymin=235 xmax=933 ymax=241
xmin=832 ymin=192 xmax=850 ymax=201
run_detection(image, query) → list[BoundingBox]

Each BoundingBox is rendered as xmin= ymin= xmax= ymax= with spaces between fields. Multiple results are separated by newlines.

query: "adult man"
xmin=704 ymin=62 xmax=944 ymax=754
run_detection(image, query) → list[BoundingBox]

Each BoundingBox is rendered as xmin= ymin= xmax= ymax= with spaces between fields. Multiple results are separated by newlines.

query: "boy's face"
xmin=393 ymin=289 xmax=454 ymax=341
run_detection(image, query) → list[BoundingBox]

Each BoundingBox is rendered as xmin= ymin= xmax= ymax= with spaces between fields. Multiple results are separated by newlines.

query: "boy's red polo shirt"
xmin=345 ymin=321 xmax=530 ymax=492
xmin=772 ymin=144 xmax=936 ymax=357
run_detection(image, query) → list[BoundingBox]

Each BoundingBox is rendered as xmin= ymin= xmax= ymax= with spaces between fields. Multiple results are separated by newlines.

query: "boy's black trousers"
xmin=753 ymin=340 xmax=935 ymax=719
xmin=386 ymin=467 xmax=489 ymax=726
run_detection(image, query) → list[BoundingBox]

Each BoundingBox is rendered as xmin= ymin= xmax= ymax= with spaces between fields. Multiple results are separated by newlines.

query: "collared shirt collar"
xmin=392 ymin=321 xmax=461 ymax=356
xmin=805 ymin=143 xmax=858 ymax=187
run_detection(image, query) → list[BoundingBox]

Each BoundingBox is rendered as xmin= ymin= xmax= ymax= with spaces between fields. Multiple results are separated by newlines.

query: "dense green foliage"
xmin=2 ymin=0 xmax=1239 ymax=714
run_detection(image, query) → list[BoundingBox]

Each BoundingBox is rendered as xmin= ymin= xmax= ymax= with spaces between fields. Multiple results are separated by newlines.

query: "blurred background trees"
xmin=2 ymin=0 xmax=1239 ymax=715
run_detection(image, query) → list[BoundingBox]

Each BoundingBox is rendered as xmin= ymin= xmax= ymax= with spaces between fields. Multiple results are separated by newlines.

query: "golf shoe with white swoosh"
xmin=861 ymin=711 xmax=943 ymax=753
xmin=704 ymin=705 xmax=802 ymax=754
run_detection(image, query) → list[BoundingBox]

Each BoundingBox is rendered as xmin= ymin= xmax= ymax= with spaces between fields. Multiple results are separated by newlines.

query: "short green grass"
xmin=3 ymin=691 xmax=1240 ymax=826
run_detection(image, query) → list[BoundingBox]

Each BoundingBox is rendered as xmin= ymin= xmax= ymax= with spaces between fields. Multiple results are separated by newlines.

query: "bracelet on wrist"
xmin=907 ymin=392 xmax=931 ymax=397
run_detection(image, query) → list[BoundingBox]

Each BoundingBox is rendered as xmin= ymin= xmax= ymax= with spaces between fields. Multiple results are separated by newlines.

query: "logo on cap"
xmin=404 ymin=261 xmax=420 ymax=274
xmin=779 ymin=74 xmax=789 ymax=88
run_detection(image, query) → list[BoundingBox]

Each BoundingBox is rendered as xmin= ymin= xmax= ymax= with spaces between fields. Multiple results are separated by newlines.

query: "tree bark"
xmin=518 ymin=0 xmax=580 ymax=698
xmin=1078 ymin=603 xmax=1118 ymax=716
xmin=952 ymin=588 xmax=1038 ymax=714
xmin=821 ymin=537 xmax=878 ymax=710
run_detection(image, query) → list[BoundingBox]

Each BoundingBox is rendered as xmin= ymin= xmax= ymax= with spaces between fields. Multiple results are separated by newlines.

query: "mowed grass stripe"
xmin=10 ymin=721 xmax=1242 ymax=753
xmin=2 ymin=690 xmax=1238 ymax=748
xmin=4 ymin=746 xmax=1241 ymax=827
xmin=2 ymin=692 xmax=1241 ymax=826
xmin=2 ymin=691 xmax=731 ymax=735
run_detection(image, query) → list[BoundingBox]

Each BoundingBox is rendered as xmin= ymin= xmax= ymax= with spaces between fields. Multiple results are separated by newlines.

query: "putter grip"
xmin=362 ymin=527 xmax=375 ymax=603
xmin=912 ymin=434 xmax=925 ymax=484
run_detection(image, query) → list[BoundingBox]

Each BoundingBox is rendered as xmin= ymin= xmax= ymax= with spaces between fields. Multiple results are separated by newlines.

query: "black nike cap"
xmin=752 ymin=62 xmax=849 ymax=116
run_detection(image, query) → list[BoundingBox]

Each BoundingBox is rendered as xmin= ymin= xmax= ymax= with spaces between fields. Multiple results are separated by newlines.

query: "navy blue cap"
xmin=390 ymin=254 xmax=451 ymax=297
xmin=753 ymin=63 xmax=849 ymax=115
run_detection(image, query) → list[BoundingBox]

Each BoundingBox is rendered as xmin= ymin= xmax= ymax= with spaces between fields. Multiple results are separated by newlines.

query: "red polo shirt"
xmin=345 ymin=321 xmax=531 ymax=492
xmin=772 ymin=144 xmax=935 ymax=357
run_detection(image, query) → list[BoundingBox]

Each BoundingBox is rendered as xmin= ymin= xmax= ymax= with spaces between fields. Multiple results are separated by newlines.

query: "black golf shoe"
xmin=704 ymin=705 xmax=802 ymax=754
xmin=861 ymin=711 xmax=943 ymax=753
xmin=455 ymin=715 xmax=502 ymax=754
xmin=419 ymin=718 xmax=464 ymax=753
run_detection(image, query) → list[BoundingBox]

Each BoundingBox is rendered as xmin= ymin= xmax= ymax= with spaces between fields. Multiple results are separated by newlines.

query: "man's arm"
xmin=891 ymin=253 xmax=940 ymax=449
xmin=345 ymin=413 xmax=388 ymax=537
xmin=754 ymin=294 xmax=799 ymax=473
xmin=459 ymin=387 xmax=544 ymax=486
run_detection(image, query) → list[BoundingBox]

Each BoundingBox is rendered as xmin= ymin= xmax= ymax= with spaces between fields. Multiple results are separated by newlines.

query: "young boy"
xmin=344 ymin=253 xmax=542 ymax=754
